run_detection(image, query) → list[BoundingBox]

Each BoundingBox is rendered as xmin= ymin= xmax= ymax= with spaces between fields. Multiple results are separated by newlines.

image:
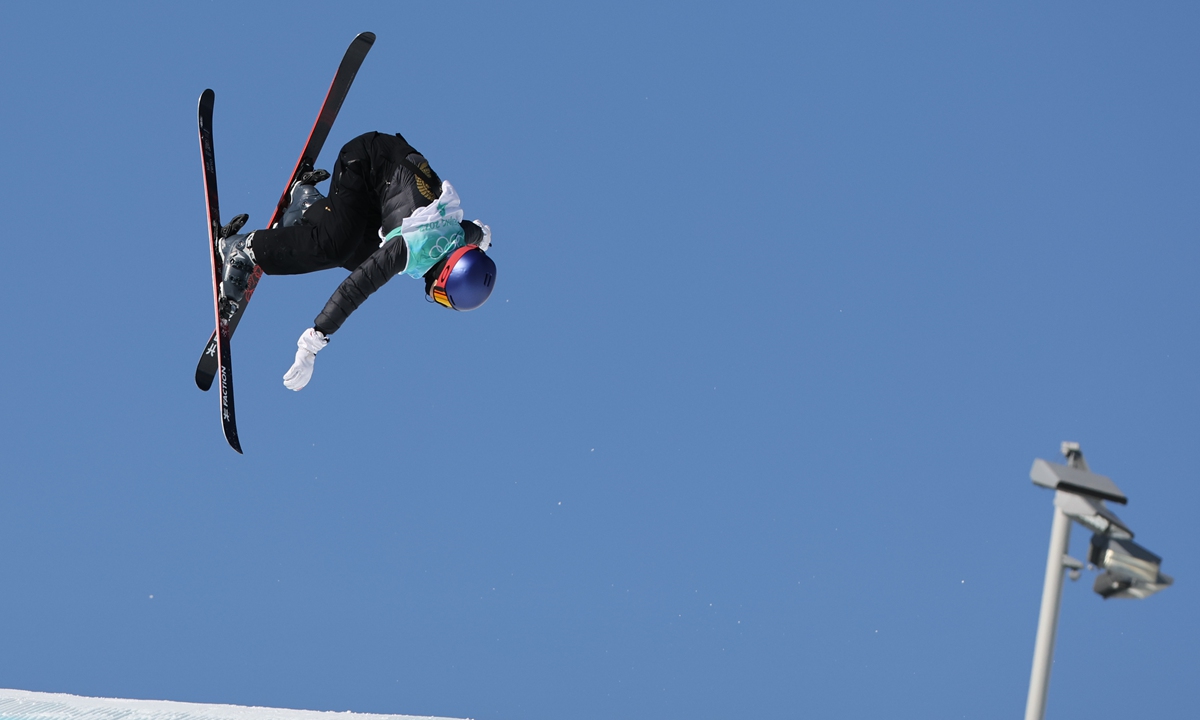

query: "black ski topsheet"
xmin=194 ymin=31 xmax=375 ymax=392
xmin=199 ymin=89 xmax=243 ymax=454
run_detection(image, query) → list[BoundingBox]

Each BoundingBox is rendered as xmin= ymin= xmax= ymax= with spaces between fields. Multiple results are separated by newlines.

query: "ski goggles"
xmin=430 ymin=245 xmax=477 ymax=309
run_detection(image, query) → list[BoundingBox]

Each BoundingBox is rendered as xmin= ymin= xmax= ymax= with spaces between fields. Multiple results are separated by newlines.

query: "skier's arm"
xmin=313 ymin=237 xmax=408 ymax=335
xmin=312 ymin=220 xmax=485 ymax=335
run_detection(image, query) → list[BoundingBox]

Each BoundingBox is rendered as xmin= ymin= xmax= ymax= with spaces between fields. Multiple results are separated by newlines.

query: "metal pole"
xmin=1024 ymin=502 xmax=1073 ymax=720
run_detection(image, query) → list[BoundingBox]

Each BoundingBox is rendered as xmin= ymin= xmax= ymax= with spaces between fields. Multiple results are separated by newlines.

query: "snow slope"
xmin=0 ymin=691 xmax=462 ymax=720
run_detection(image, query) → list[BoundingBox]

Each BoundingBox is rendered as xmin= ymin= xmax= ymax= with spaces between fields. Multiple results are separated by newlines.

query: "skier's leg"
xmin=248 ymin=224 xmax=349 ymax=275
xmin=250 ymin=178 xmax=375 ymax=275
xmin=248 ymin=138 xmax=376 ymax=275
xmin=248 ymin=134 xmax=387 ymax=277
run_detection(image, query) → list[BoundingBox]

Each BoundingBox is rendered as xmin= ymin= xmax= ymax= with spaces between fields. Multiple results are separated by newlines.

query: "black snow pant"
xmin=251 ymin=133 xmax=417 ymax=276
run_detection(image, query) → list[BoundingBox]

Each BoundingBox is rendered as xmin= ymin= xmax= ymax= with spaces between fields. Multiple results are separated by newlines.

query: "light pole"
xmin=1023 ymin=442 xmax=1172 ymax=720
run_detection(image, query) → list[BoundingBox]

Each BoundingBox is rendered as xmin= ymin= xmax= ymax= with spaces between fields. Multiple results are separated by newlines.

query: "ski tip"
xmin=357 ymin=31 xmax=375 ymax=44
xmin=198 ymin=89 xmax=214 ymax=115
xmin=199 ymin=89 xmax=215 ymax=118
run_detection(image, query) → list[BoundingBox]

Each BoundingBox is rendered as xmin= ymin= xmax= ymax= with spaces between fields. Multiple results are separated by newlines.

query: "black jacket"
xmin=311 ymin=132 xmax=483 ymax=335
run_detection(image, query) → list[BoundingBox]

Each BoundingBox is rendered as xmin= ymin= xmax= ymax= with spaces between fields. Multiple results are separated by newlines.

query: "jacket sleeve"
xmin=313 ymin=237 xmax=408 ymax=335
xmin=312 ymin=221 xmax=481 ymax=335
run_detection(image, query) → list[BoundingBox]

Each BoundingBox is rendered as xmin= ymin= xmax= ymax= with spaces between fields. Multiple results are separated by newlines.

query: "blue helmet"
xmin=429 ymin=246 xmax=497 ymax=311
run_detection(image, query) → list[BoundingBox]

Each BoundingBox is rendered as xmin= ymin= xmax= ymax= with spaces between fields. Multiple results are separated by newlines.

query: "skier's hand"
xmin=283 ymin=328 xmax=329 ymax=391
xmin=472 ymin=220 xmax=492 ymax=251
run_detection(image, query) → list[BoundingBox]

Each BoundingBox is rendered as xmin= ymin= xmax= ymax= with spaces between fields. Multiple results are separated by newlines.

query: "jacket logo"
xmin=415 ymin=161 xmax=436 ymax=201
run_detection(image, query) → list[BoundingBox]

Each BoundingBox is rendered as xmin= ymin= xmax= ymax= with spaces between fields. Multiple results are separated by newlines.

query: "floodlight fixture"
xmin=1093 ymin=570 xmax=1173 ymax=600
xmin=1089 ymin=535 xmax=1173 ymax=599
xmin=1023 ymin=442 xmax=1171 ymax=720
xmin=1030 ymin=458 xmax=1127 ymax=504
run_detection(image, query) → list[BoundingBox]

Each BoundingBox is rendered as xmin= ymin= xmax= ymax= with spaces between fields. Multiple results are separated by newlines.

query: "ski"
xmin=198 ymin=89 xmax=243 ymax=454
xmin=195 ymin=31 xmax=375 ymax=391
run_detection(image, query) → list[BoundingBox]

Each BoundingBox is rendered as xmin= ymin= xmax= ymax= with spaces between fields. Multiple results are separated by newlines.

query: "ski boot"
xmin=280 ymin=168 xmax=330 ymax=227
xmin=218 ymin=213 xmax=255 ymax=304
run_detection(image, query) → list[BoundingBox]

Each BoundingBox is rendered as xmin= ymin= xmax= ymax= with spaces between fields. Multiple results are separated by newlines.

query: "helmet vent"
xmin=484 ymin=273 xmax=494 ymax=287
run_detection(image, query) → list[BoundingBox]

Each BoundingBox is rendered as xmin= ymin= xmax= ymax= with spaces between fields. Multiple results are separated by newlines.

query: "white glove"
xmin=472 ymin=219 xmax=492 ymax=251
xmin=283 ymin=328 xmax=329 ymax=391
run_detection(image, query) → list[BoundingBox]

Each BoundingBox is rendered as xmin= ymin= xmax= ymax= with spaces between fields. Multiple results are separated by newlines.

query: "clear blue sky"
xmin=1 ymin=2 xmax=1197 ymax=719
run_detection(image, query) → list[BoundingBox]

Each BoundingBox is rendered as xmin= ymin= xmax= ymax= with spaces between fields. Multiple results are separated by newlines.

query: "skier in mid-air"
xmin=216 ymin=130 xmax=497 ymax=391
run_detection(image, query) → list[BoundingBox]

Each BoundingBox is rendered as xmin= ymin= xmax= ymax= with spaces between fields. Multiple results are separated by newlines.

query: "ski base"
xmin=199 ymin=88 xmax=243 ymax=453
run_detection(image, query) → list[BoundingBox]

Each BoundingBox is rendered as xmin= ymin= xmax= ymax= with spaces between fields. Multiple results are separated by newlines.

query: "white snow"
xmin=0 ymin=690 xmax=463 ymax=720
